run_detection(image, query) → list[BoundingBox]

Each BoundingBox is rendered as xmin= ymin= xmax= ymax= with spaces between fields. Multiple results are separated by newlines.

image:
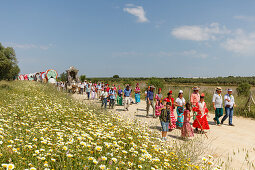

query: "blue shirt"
xmin=147 ymin=91 xmax=154 ymax=100
xmin=124 ymin=89 xmax=131 ymax=97
xmin=109 ymin=90 xmax=116 ymax=99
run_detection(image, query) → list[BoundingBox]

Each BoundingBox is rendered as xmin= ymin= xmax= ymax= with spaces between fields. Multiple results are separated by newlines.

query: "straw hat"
xmin=192 ymin=86 xmax=200 ymax=90
xmin=216 ymin=87 xmax=222 ymax=91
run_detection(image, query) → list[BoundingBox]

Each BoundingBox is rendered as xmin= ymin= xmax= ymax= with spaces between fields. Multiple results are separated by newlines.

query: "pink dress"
xmin=155 ymin=94 xmax=163 ymax=116
xmin=181 ymin=109 xmax=194 ymax=137
xmin=164 ymin=97 xmax=176 ymax=130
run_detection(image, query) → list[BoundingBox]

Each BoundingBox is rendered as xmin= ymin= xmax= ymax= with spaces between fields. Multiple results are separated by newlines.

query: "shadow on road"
xmin=149 ymin=125 xmax=161 ymax=131
xmin=135 ymin=114 xmax=147 ymax=118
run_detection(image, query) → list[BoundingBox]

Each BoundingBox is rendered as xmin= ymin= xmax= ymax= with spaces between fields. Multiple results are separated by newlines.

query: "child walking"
xmin=181 ymin=103 xmax=194 ymax=138
xmin=159 ymin=101 xmax=172 ymax=141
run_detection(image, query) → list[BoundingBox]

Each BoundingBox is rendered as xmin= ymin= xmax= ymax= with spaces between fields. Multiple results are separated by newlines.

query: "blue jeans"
xmin=161 ymin=121 xmax=169 ymax=132
xmin=101 ymin=98 xmax=107 ymax=109
xmin=87 ymin=92 xmax=90 ymax=99
xmin=222 ymin=107 xmax=233 ymax=125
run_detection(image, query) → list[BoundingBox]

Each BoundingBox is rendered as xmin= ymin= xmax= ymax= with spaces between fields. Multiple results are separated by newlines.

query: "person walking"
xmin=190 ymin=86 xmax=200 ymax=121
xmin=164 ymin=91 xmax=176 ymax=130
xmin=193 ymin=93 xmax=210 ymax=132
xmin=91 ymin=84 xmax=96 ymax=100
xmin=86 ymin=84 xmax=91 ymax=100
xmin=155 ymin=88 xmax=163 ymax=116
xmin=212 ymin=87 xmax=223 ymax=126
xmin=175 ymin=90 xmax=186 ymax=128
xmin=123 ymin=85 xmax=132 ymax=111
xmin=109 ymin=87 xmax=116 ymax=109
xmin=97 ymin=83 xmax=102 ymax=99
xmin=146 ymin=86 xmax=155 ymax=118
xmin=159 ymin=101 xmax=172 ymax=141
xmin=117 ymin=85 xmax=123 ymax=106
xmin=221 ymin=89 xmax=236 ymax=126
xmin=181 ymin=103 xmax=194 ymax=138
xmin=101 ymin=88 xmax=108 ymax=109
xmin=134 ymin=83 xmax=141 ymax=104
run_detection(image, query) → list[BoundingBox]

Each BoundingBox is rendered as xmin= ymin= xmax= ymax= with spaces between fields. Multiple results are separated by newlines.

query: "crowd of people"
xmin=56 ymin=81 xmax=236 ymax=141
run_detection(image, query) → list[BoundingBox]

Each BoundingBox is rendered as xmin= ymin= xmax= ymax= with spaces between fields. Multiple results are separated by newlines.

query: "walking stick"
xmin=194 ymin=115 xmax=208 ymax=139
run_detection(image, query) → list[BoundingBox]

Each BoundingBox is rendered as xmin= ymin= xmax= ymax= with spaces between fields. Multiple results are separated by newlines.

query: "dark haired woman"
xmin=175 ymin=90 xmax=186 ymax=128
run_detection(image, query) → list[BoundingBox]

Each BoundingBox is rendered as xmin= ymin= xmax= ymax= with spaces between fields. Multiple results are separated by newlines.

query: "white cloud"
xmin=171 ymin=23 xmax=230 ymax=41
xmin=234 ymin=15 xmax=255 ymax=22
xmin=221 ymin=29 xmax=255 ymax=55
xmin=4 ymin=42 xmax=53 ymax=50
xmin=123 ymin=4 xmax=149 ymax=23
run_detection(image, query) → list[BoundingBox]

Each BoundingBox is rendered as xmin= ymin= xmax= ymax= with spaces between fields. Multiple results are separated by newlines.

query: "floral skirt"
xmin=169 ymin=110 xmax=176 ymax=130
xmin=155 ymin=104 xmax=163 ymax=116
xmin=193 ymin=115 xmax=210 ymax=130
xmin=176 ymin=107 xmax=184 ymax=128
xmin=181 ymin=122 xmax=194 ymax=137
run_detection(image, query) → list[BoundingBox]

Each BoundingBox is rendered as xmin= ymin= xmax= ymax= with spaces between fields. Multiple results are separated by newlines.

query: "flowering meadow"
xmin=0 ymin=81 xmax=201 ymax=170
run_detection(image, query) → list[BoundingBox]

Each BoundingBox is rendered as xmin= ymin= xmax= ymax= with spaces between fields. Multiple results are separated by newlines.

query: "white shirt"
xmin=175 ymin=97 xmax=185 ymax=106
xmin=212 ymin=93 xmax=223 ymax=108
xmin=80 ymin=83 xmax=84 ymax=88
xmin=224 ymin=94 xmax=235 ymax=108
xmin=101 ymin=91 xmax=108 ymax=98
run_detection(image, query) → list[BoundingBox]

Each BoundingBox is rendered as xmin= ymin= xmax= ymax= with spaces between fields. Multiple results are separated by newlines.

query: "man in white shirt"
xmin=221 ymin=89 xmax=236 ymax=126
xmin=101 ymin=88 xmax=108 ymax=109
xmin=212 ymin=87 xmax=223 ymax=126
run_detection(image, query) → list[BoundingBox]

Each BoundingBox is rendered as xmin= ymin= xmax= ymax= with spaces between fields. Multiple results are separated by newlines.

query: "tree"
xmin=113 ymin=75 xmax=120 ymax=79
xmin=236 ymin=83 xmax=251 ymax=96
xmin=59 ymin=72 xmax=68 ymax=82
xmin=80 ymin=75 xmax=86 ymax=82
xmin=147 ymin=77 xmax=164 ymax=89
xmin=0 ymin=43 xmax=20 ymax=80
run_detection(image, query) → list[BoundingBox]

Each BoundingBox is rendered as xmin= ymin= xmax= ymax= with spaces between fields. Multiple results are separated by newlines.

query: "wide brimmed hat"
xmin=192 ymin=86 xmax=200 ymax=90
xmin=216 ymin=87 xmax=222 ymax=91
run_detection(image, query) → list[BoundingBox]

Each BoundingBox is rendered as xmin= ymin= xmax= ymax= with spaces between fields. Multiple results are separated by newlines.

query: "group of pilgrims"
xmin=56 ymin=81 xmax=235 ymax=140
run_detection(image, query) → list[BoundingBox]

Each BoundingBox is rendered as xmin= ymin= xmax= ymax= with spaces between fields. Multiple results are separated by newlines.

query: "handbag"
xmin=178 ymin=107 xmax=183 ymax=113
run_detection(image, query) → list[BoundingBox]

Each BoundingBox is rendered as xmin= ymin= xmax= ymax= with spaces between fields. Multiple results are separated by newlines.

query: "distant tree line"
xmin=0 ymin=43 xmax=20 ymax=80
xmin=85 ymin=76 xmax=255 ymax=86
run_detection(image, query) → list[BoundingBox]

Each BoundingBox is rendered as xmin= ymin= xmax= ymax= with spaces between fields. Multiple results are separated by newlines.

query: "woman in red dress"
xmin=164 ymin=91 xmax=176 ymax=130
xmin=192 ymin=93 xmax=210 ymax=133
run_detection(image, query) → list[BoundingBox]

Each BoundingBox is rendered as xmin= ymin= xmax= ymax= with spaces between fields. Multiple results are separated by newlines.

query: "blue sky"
xmin=1 ymin=0 xmax=255 ymax=77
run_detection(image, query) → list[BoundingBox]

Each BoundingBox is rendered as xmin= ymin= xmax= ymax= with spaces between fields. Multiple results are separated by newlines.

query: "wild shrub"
xmin=236 ymin=83 xmax=251 ymax=96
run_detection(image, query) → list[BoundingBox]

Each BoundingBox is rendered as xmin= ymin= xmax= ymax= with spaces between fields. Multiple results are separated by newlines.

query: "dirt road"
xmin=73 ymin=94 xmax=255 ymax=170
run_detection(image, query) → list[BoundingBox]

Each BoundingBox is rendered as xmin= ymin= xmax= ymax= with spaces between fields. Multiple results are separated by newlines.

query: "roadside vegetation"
xmin=0 ymin=81 xmax=221 ymax=169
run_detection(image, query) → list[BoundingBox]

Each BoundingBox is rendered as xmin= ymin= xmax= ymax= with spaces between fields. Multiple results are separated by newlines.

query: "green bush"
xmin=236 ymin=83 xmax=251 ymax=96
xmin=147 ymin=78 xmax=164 ymax=89
xmin=113 ymin=75 xmax=119 ymax=79
xmin=80 ymin=75 xmax=86 ymax=82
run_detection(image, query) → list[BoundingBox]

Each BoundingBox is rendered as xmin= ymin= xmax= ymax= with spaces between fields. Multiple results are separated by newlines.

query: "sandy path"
xmin=73 ymin=94 xmax=255 ymax=170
